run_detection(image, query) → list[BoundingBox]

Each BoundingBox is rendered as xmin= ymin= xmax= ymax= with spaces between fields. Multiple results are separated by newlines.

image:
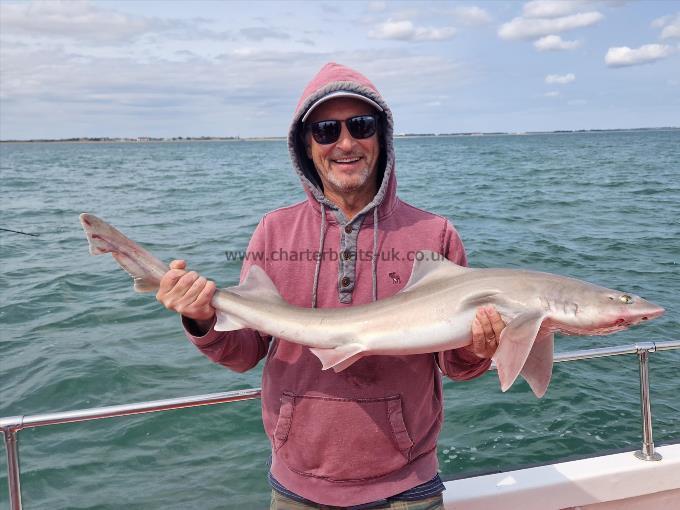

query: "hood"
xmin=288 ymin=62 xmax=397 ymax=223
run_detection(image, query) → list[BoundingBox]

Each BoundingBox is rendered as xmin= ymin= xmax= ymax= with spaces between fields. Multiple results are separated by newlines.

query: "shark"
xmin=80 ymin=213 xmax=664 ymax=398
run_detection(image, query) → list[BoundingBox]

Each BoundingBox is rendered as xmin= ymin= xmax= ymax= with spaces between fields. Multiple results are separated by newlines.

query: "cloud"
xmin=605 ymin=44 xmax=675 ymax=67
xmin=534 ymin=34 xmax=581 ymax=51
xmin=0 ymin=0 xmax=151 ymax=44
xmin=0 ymin=0 xmax=229 ymax=45
xmin=239 ymin=27 xmax=290 ymax=41
xmin=544 ymin=91 xmax=560 ymax=97
xmin=450 ymin=6 xmax=492 ymax=26
xmin=523 ymin=0 xmax=588 ymax=19
xmin=545 ymin=73 xmax=576 ymax=84
xmin=0 ymin=40 xmax=465 ymax=139
xmin=652 ymin=13 xmax=680 ymax=40
xmin=369 ymin=19 xmax=456 ymax=41
xmin=498 ymin=11 xmax=603 ymax=40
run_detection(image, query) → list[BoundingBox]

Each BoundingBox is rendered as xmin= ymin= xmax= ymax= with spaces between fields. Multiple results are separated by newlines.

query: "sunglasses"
xmin=307 ymin=114 xmax=378 ymax=145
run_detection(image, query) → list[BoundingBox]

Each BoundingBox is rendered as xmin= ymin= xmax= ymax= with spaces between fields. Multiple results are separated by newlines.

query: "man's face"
xmin=305 ymin=97 xmax=381 ymax=198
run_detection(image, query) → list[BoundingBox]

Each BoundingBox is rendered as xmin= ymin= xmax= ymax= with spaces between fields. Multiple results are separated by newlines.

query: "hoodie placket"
xmin=336 ymin=213 xmax=364 ymax=304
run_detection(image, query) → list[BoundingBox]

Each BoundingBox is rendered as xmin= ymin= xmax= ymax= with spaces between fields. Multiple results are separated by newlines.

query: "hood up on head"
xmin=288 ymin=62 xmax=397 ymax=221
xmin=287 ymin=63 xmax=397 ymax=307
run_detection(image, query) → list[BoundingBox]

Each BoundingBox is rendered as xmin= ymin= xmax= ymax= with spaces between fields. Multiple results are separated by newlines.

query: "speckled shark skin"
xmin=80 ymin=212 xmax=664 ymax=398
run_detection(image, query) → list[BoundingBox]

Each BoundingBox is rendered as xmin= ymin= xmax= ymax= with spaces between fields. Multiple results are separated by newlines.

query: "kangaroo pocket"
xmin=273 ymin=392 xmax=414 ymax=482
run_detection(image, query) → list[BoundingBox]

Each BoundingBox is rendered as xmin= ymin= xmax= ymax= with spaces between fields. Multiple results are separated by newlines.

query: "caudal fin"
xmin=80 ymin=213 xmax=168 ymax=293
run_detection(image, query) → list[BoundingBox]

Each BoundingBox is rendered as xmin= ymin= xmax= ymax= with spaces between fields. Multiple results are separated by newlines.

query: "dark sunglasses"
xmin=308 ymin=114 xmax=378 ymax=145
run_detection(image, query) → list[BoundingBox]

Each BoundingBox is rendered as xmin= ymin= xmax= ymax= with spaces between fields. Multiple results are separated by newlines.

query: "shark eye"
xmin=619 ymin=294 xmax=633 ymax=304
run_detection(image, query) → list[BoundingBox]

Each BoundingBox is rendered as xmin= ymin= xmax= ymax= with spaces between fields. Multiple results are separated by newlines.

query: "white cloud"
xmin=544 ymin=91 xmax=560 ymax=97
xmin=450 ymin=6 xmax=492 ymax=26
xmin=661 ymin=24 xmax=680 ymax=40
xmin=523 ymin=0 xmax=587 ymax=19
xmin=0 ymin=0 xmax=150 ymax=44
xmin=652 ymin=13 xmax=680 ymax=40
xmin=605 ymin=44 xmax=675 ymax=67
xmin=498 ymin=11 xmax=603 ymax=40
xmin=369 ymin=19 xmax=456 ymax=41
xmin=0 ymin=0 xmax=230 ymax=45
xmin=0 ymin=40 xmax=465 ymax=138
xmin=534 ymin=35 xmax=581 ymax=51
xmin=545 ymin=73 xmax=576 ymax=84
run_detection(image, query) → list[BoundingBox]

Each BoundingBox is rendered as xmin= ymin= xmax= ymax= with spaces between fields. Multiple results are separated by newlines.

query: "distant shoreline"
xmin=1 ymin=127 xmax=678 ymax=143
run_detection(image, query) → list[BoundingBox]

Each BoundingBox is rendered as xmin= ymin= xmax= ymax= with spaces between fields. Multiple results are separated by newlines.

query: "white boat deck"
xmin=443 ymin=443 xmax=680 ymax=509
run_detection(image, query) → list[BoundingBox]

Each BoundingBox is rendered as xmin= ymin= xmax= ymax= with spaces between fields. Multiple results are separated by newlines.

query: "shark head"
xmin=600 ymin=292 xmax=665 ymax=330
xmin=554 ymin=283 xmax=664 ymax=336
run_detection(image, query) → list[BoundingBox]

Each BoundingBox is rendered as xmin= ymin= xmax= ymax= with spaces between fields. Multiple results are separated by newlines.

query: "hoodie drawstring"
xmin=372 ymin=207 xmax=378 ymax=302
xmin=311 ymin=203 xmax=327 ymax=308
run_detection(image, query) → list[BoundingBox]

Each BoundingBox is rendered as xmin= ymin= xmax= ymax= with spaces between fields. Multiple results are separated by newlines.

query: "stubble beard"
xmin=326 ymin=164 xmax=371 ymax=193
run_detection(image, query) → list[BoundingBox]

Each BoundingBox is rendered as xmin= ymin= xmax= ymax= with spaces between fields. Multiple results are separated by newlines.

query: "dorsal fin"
xmin=402 ymin=250 xmax=470 ymax=292
xmin=224 ymin=265 xmax=284 ymax=303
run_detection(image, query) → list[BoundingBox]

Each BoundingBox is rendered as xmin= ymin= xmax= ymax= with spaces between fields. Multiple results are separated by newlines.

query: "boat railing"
xmin=2 ymin=339 xmax=679 ymax=510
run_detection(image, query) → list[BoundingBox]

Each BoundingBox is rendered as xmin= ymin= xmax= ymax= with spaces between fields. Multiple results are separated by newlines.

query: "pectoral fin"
xmin=520 ymin=332 xmax=554 ymax=398
xmin=309 ymin=343 xmax=366 ymax=372
xmin=493 ymin=310 xmax=547 ymax=393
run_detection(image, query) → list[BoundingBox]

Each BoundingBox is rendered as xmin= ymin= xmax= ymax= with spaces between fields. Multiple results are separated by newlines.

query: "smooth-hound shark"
xmin=80 ymin=213 xmax=664 ymax=398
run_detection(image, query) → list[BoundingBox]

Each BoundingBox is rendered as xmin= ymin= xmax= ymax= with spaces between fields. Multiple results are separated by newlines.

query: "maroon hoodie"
xmin=184 ymin=63 xmax=490 ymax=506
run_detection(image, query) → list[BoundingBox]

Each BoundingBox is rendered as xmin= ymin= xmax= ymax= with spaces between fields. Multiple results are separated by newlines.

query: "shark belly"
xmin=362 ymin=308 xmax=477 ymax=355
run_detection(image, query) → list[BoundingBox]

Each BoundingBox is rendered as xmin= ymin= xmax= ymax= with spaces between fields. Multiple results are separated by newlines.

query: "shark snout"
xmin=639 ymin=305 xmax=664 ymax=321
xmin=629 ymin=301 xmax=664 ymax=325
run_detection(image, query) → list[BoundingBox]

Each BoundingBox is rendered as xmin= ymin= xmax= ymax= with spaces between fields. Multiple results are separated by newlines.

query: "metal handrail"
xmin=2 ymin=340 xmax=679 ymax=509
xmin=0 ymin=388 xmax=262 ymax=432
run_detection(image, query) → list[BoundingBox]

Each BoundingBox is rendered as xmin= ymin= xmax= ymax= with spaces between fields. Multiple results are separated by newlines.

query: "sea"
xmin=1 ymin=130 xmax=679 ymax=509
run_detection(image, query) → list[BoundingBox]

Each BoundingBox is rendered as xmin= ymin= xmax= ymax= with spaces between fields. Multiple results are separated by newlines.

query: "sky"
xmin=1 ymin=0 xmax=679 ymax=139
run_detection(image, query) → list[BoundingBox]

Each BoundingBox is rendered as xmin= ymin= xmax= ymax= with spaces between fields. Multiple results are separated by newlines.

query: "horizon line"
xmin=2 ymin=126 xmax=679 ymax=143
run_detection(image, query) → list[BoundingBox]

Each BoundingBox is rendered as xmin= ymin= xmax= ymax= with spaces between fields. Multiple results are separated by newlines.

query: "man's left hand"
xmin=465 ymin=306 xmax=506 ymax=359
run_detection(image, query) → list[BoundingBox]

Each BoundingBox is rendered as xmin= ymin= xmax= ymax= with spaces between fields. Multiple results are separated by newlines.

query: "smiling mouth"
xmin=333 ymin=157 xmax=362 ymax=165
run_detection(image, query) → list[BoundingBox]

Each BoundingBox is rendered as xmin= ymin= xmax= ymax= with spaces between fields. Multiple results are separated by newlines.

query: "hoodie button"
xmin=341 ymin=276 xmax=350 ymax=287
xmin=342 ymin=250 xmax=352 ymax=261
xmin=344 ymin=225 xmax=352 ymax=234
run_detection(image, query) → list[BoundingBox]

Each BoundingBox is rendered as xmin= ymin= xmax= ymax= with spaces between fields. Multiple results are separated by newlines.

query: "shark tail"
xmin=80 ymin=213 xmax=168 ymax=293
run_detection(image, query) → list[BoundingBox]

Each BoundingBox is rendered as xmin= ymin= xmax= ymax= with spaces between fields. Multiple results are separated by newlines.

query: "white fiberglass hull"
xmin=442 ymin=443 xmax=680 ymax=510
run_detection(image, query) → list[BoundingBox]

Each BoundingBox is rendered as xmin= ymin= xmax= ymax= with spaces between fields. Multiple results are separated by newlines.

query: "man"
xmin=157 ymin=63 xmax=505 ymax=509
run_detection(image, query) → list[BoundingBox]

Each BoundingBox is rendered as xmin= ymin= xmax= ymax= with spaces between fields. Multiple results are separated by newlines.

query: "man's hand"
xmin=156 ymin=260 xmax=217 ymax=327
xmin=465 ymin=305 xmax=506 ymax=359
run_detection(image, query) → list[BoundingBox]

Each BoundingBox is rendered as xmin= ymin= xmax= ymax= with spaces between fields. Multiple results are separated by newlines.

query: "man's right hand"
xmin=156 ymin=260 xmax=217 ymax=331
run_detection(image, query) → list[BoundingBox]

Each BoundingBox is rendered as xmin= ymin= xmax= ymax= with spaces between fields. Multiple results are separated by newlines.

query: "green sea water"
xmin=1 ymin=131 xmax=679 ymax=508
